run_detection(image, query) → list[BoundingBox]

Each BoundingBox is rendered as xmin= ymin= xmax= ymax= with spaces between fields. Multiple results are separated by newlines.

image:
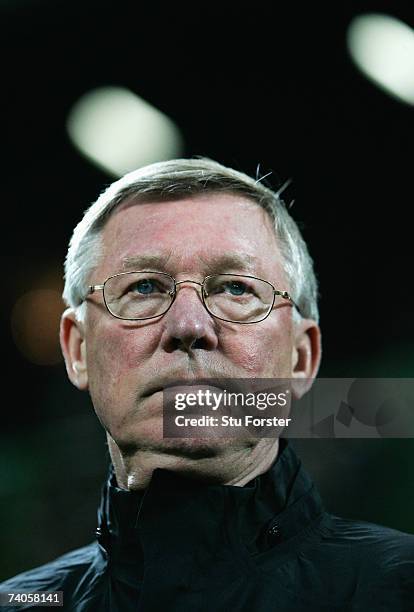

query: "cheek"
xmin=89 ymin=320 xmax=158 ymax=369
xmin=224 ymin=318 xmax=293 ymax=376
xmin=85 ymin=323 xmax=157 ymax=416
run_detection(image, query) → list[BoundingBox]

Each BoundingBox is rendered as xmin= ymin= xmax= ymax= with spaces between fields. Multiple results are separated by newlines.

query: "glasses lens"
xmin=104 ymin=272 xmax=174 ymax=319
xmin=204 ymin=275 xmax=274 ymax=323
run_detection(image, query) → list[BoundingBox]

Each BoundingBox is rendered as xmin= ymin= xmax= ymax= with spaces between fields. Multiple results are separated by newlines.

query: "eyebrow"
xmin=120 ymin=252 xmax=258 ymax=274
xmin=199 ymin=253 xmax=258 ymax=274
xmin=121 ymin=253 xmax=174 ymax=271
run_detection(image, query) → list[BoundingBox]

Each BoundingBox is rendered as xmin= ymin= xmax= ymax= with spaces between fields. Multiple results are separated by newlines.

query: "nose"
xmin=159 ymin=281 xmax=219 ymax=353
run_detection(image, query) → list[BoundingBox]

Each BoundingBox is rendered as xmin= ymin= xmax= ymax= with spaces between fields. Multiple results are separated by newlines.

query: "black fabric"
xmin=1 ymin=440 xmax=413 ymax=611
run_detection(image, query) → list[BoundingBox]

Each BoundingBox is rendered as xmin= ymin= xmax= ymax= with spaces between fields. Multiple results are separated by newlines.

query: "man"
xmin=1 ymin=158 xmax=413 ymax=610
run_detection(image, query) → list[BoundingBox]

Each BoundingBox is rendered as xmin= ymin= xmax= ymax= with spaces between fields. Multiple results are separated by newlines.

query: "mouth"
xmin=142 ymin=379 xmax=229 ymax=399
xmin=142 ymin=381 xmax=194 ymax=398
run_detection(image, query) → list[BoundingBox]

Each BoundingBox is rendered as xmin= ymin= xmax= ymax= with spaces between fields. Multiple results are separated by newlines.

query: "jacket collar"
xmin=96 ymin=439 xmax=324 ymax=565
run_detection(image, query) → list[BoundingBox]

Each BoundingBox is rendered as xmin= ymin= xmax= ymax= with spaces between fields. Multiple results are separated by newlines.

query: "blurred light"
xmin=347 ymin=14 xmax=414 ymax=106
xmin=11 ymin=290 xmax=64 ymax=366
xmin=66 ymin=86 xmax=184 ymax=176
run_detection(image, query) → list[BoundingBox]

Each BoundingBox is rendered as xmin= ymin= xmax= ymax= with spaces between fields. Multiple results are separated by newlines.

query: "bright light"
xmin=66 ymin=86 xmax=184 ymax=176
xmin=347 ymin=13 xmax=414 ymax=105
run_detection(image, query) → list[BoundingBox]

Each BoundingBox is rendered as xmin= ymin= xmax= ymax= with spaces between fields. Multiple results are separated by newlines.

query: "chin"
xmin=152 ymin=435 xmax=252 ymax=459
xmin=114 ymin=418 xmax=254 ymax=459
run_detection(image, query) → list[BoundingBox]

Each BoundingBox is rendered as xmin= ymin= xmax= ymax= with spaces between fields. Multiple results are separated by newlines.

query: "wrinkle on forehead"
xmin=120 ymin=252 xmax=261 ymax=275
xmin=113 ymin=192 xmax=276 ymax=233
xmin=98 ymin=194 xmax=287 ymax=286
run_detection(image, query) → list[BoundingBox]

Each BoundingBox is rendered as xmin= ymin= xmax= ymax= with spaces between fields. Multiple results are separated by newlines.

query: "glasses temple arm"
xmin=274 ymin=290 xmax=303 ymax=318
xmin=80 ymin=284 xmax=105 ymax=303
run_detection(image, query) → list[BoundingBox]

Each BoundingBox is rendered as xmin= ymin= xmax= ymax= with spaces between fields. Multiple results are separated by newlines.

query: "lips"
xmin=142 ymin=380 xmax=198 ymax=398
xmin=141 ymin=378 xmax=244 ymax=399
xmin=142 ymin=378 xmax=231 ymax=398
xmin=141 ymin=385 xmax=161 ymax=398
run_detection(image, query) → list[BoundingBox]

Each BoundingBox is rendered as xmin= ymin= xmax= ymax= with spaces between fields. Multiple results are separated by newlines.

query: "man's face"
xmin=64 ymin=193 xmax=317 ymax=454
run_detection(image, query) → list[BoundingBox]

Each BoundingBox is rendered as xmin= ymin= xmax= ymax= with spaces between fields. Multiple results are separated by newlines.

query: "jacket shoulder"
xmin=288 ymin=514 xmax=414 ymax=609
xmin=0 ymin=542 xmax=99 ymax=594
xmin=323 ymin=514 xmax=414 ymax=575
xmin=326 ymin=514 xmax=414 ymax=547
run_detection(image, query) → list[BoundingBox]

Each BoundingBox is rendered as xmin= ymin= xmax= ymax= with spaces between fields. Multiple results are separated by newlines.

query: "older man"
xmin=1 ymin=158 xmax=413 ymax=611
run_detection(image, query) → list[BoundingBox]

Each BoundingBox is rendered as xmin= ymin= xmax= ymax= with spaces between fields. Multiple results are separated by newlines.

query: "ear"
xmin=290 ymin=318 xmax=321 ymax=399
xmin=60 ymin=308 xmax=88 ymax=390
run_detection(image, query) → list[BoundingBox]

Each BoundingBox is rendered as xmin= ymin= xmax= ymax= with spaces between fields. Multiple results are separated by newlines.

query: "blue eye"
xmin=134 ymin=279 xmax=155 ymax=294
xmin=226 ymin=281 xmax=247 ymax=296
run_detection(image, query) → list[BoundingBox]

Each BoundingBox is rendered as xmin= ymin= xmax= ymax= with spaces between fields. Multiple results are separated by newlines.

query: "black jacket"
xmin=1 ymin=440 xmax=413 ymax=611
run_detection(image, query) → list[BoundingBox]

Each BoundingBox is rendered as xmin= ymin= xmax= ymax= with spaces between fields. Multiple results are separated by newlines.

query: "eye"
xmin=131 ymin=279 xmax=158 ymax=295
xmin=224 ymin=281 xmax=248 ymax=296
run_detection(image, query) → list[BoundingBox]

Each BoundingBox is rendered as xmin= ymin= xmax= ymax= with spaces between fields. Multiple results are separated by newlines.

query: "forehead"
xmin=98 ymin=193 xmax=286 ymax=282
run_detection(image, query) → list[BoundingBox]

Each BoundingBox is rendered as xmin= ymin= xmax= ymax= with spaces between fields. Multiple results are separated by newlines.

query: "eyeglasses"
xmin=85 ymin=271 xmax=301 ymax=324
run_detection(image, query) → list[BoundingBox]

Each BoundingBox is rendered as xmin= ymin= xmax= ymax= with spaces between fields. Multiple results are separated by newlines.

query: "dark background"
xmin=1 ymin=1 xmax=413 ymax=580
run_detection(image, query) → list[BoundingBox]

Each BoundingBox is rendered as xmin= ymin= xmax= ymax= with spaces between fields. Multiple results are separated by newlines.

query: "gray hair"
xmin=62 ymin=157 xmax=319 ymax=323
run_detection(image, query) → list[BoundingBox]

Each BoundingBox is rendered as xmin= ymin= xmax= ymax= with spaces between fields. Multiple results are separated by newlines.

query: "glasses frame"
xmin=85 ymin=271 xmax=301 ymax=324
